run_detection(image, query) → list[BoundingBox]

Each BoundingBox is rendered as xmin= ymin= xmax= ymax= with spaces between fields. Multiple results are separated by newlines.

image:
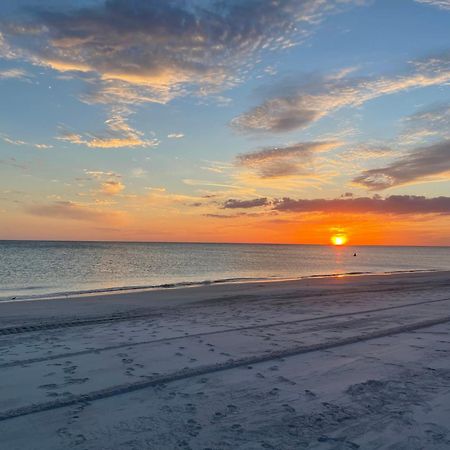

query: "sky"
xmin=0 ymin=0 xmax=449 ymax=246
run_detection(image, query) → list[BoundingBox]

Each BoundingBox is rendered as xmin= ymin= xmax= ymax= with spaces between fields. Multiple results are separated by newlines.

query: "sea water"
xmin=1 ymin=240 xmax=449 ymax=300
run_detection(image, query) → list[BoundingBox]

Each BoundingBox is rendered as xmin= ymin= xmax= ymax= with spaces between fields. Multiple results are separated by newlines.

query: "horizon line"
xmin=0 ymin=238 xmax=449 ymax=248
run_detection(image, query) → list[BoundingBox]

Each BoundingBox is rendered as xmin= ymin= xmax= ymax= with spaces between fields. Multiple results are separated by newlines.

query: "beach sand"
xmin=0 ymin=271 xmax=450 ymax=449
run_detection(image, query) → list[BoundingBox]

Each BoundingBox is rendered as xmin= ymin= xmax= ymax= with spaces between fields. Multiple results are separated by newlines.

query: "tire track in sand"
xmin=1 ymin=296 xmax=449 ymax=368
xmin=1 ymin=314 xmax=450 ymax=422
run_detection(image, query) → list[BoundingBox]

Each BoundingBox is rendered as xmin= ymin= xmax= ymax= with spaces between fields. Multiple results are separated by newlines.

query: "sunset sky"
xmin=0 ymin=0 xmax=449 ymax=245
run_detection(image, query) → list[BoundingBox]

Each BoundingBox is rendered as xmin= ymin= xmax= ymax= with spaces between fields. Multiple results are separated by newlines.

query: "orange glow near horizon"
xmin=331 ymin=234 xmax=348 ymax=246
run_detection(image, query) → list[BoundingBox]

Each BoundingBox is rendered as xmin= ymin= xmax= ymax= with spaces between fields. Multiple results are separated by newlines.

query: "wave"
xmin=0 ymin=269 xmax=438 ymax=303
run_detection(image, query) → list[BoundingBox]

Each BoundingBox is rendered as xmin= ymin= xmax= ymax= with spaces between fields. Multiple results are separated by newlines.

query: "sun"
xmin=331 ymin=234 xmax=348 ymax=246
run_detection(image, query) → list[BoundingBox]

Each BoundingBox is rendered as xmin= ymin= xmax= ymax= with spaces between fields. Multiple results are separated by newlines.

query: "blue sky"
xmin=0 ymin=0 xmax=449 ymax=244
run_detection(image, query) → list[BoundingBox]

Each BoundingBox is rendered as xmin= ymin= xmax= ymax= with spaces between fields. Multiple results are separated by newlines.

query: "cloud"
xmin=57 ymin=108 xmax=159 ymax=149
xmin=81 ymin=169 xmax=125 ymax=196
xmin=167 ymin=133 xmax=184 ymax=139
xmin=236 ymin=141 xmax=342 ymax=178
xmin=231 ymin=54 xmax=450 ymax=133
xmin=216 ymin=194 xmax=450 ymax=216
xmin=25 ymin=201 xmax=121 ymax=222
xmin=0 ymin=132 xmax=53 ymax=149
xmin=415 ymin=0 xmax=450 ymax=10
xmin=400 ymin=103 xmax=450 ymax=144
xmin=0 ymin=0 xmax=360 ymax=105
xmin=84 ymin=170 xmax=121 ymax=180
xmin=101 ymin=180 xmax=125 ymax=196
xmin=0 ymin=157 xmax=27 ymax=170
xmin=223 ymin=198 xmax=269 ymax=209
xmin=273 ymin=195 xmax=450 ymax=215
xmin=353 ymin=140 xmax=450 ymax=190
xmin=0 ymin=68 xmax=29 ymax=80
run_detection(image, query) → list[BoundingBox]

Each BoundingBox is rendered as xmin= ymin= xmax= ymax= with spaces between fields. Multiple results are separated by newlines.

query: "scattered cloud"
xmin=167 ymin=133 xmax=184 ymax=139
xmin=223 ymin=198 xmax=269 ymax=209
xmin=353 ymin=140 xmax=450 ymax=190
xmin=0 ymin=0 xmax=362 ymax=105
xmin=232 ymin=54 xmax=450 ymax=133
xmin=236 ymin=141 xmax=342 ymax=178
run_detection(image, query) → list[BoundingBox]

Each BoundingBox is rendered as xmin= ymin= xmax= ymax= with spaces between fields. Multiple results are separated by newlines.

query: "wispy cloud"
xmin=415 ymin=0 xmax=450 ymax=10
xmin=0 ymin=68 xmax=29 ymax=80
xmin=58 ymin=108 xmax=158 ymax=149
xmin=0 ymin=132 xmax=53 ymax=149
xmin=400 ymin=103 xmax=450 ymax=144
xmin=24 ymin=201 xmax=125 ymax=222
xmin=232 ymin=54 xmax=450 ymax=133
xmin=353 ymin=140 xmax=450 ymax=190
xmin=167 ymin=133 xmax=184 ymax=139
xmin=236 ymin=141 xmax=342 ymax=178
xmin=0 ymin=157 xmax=27 ymax=170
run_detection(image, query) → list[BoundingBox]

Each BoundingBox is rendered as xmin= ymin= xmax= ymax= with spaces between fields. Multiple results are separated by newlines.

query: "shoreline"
xmin=1 ymin=270 xmax=449 ymax=329
xmin=0 ymin=267 xmax=440 ymax=303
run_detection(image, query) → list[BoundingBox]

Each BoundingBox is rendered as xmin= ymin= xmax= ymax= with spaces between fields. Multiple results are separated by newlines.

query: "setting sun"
xmin=331 ymin=234 xmax=348 ymax=246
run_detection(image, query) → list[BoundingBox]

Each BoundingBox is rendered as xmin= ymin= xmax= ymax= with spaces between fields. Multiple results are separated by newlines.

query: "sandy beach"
xmin=0 ymin=271 xmax=450 ymax=449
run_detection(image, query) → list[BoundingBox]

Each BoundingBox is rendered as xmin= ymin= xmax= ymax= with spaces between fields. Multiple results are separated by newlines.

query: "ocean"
xmin=1 ymin=240 xmax=449 ymax=301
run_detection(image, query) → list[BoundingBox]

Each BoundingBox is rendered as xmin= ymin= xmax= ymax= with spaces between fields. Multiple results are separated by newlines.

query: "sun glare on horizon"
xmin=331 ymin=234 xmax=348 ymax=246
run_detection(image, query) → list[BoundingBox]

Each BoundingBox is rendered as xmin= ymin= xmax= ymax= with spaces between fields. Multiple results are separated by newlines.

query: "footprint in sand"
xmin=64 ymin=366 xmax=77 ymax=375
xmin=277 ymin=375 xmax=296 ymax=385
xmin=230 ymin=423 xmax=243 ymax=433
xmin=185 ymin=403 xmax=196 ymax=413
xmin=66 ymin=377 xmax=89 ymax=385
xmin=39 ymin=383 xmax=59 ymax=390
xmin=186 ymin=418 xmax=202 ymax=437
xmin=282 ymin=403 xmax=296 ymax=413
xmin=304 ymin=389 xmax=317 ymax=399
